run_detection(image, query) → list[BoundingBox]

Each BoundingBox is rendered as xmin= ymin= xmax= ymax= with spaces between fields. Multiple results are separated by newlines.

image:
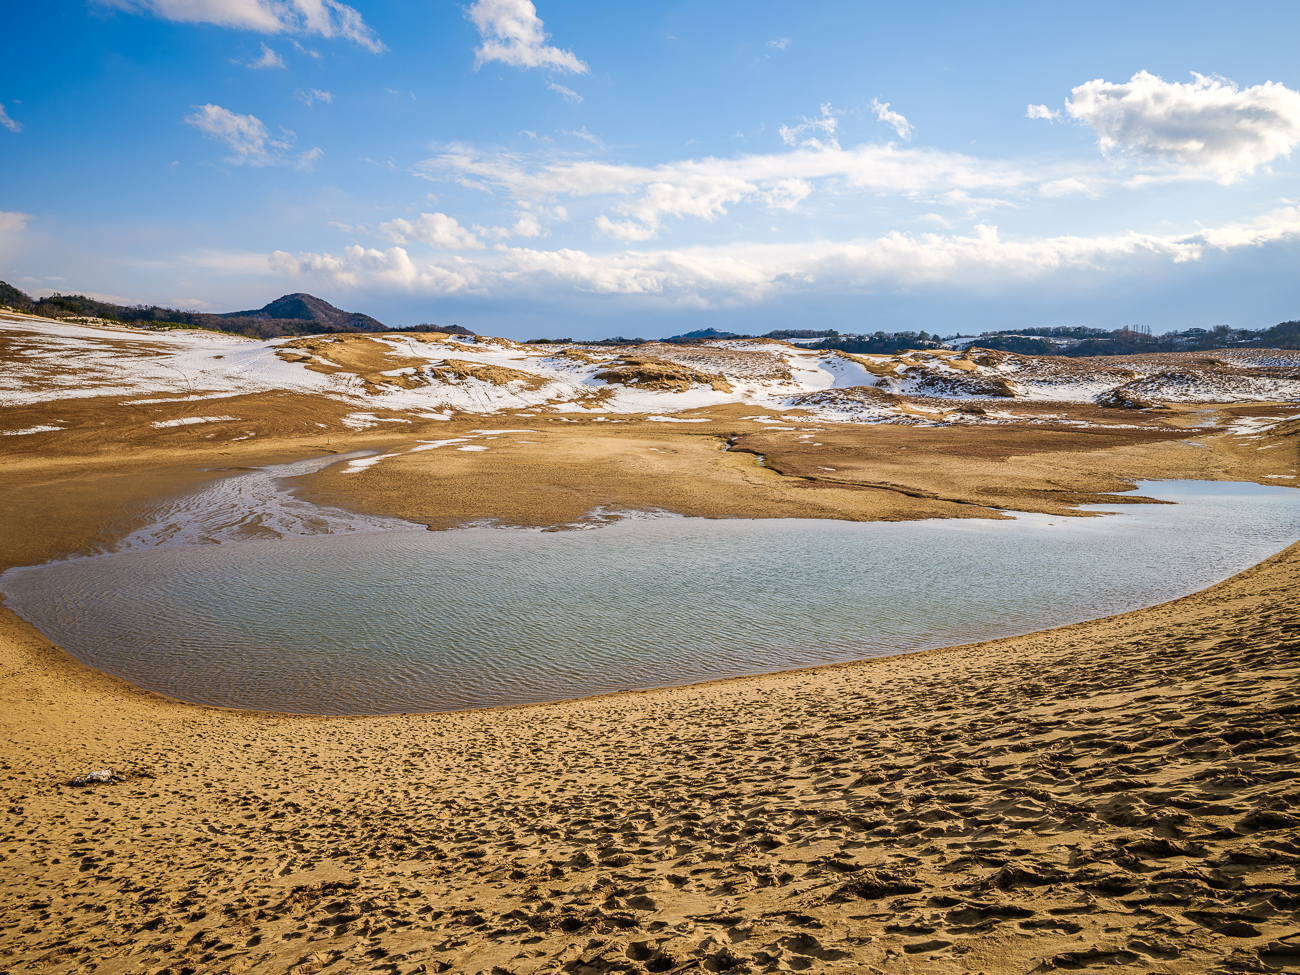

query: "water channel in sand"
xmin=2 ymin=459 xmax=1298 ymax=714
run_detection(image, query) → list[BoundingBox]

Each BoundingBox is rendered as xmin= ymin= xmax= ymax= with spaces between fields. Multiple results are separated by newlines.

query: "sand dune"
xmin=6 ymin=313 xmax=1300 ymax=431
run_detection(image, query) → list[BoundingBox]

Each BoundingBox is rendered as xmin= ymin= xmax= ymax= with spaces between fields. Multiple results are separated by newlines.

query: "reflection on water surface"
xmin=3 ymin=479 xmax=1297 ymax=714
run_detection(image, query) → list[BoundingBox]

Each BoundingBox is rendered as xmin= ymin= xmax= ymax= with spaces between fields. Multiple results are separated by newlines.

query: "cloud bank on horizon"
xmin=2 ymin=1 xmax=1299 ymax=336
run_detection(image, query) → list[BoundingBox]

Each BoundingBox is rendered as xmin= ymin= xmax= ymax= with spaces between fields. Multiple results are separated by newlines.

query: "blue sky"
xmin=2 ymin=1 xmax=1299 ymax=339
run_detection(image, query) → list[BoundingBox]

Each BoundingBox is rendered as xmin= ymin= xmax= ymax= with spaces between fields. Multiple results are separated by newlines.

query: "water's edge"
xmin=3 ymin=469 xmax=1297 ymax=716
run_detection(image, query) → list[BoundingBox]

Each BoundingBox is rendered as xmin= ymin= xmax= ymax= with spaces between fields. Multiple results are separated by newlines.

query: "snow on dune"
xmin=150 ymin=415 xmax=239 ymax=428
xmin=4 ymin=313 xmax=1298 ymax=427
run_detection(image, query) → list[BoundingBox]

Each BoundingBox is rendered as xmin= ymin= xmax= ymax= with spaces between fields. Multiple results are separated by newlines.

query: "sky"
xmin=2 ymin=1 xmax=1300 ymax=340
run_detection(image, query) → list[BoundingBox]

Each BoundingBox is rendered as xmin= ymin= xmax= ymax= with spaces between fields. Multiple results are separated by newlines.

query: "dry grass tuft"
xmin=595 ymin=357 xmax=730 ymax=393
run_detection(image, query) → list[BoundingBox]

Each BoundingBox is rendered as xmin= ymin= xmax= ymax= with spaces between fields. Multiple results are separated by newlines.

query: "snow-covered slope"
xmin=4 ymin=314 xmax=1299 ymax=428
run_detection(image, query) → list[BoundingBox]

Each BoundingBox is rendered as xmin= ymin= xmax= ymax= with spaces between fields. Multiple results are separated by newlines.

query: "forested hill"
xmin=0 ymin=283 xmax=390 ymax=339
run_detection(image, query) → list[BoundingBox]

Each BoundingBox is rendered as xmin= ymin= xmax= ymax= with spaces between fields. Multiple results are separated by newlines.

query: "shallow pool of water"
xmin=3 ymin=479 xmax=1297 ymax=714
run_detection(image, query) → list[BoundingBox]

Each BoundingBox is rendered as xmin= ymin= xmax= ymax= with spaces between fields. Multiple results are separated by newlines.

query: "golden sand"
xmin=1 ymin=403 xmax=1299 ymax=974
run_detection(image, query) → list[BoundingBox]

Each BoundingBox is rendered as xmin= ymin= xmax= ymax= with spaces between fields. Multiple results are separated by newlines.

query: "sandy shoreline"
xmin=3 ymin=428 xmax=1300 ymax=974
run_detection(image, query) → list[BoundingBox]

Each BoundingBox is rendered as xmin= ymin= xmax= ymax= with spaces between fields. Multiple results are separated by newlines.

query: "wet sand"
xmin=2 ymin=415 xmax=1299 ymax=974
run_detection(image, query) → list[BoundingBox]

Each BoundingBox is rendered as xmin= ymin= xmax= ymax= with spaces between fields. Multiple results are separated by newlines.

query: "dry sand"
xmin=2 ymin=409 xmax=1299 ymax=974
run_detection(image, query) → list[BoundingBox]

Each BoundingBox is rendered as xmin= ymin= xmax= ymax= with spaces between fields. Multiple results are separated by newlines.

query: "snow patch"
xmin=410 ymin=438 xmax=472 ymax=452
xmin=150 ymin=415 xmax=239 ymax=428
xmin=341 ymin=454 xmax=400 ymax=474
xmin=342 ymin=412 xmax=412 ymax=430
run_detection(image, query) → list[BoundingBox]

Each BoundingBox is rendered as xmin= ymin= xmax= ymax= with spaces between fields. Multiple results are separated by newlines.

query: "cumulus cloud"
xmin=871 ymin=99 xmax=912 ymax=140
xmin=266 ymin=204 xmax=1300 ymax=302
xmin=378 ymin=212 xmax=484 ymax=249
xmin=1026 ymin=104 xmax=1059 ymax=121
xmin=98 ymin=0 xmax=384 ymax=52
xmin=242 ymin=42 xmax=285 ymax=68
xmin=183 ymin=103 xmax=322 ymax=168
xmin=594 ymin=215 xmax=658 ymax=241
xmin=472 ymin=206 xmax=552 ymax=242
xmin=1065 ymin=70 xmax=1300 ymax=181
xmin=767 ymin=37 xmax=790 ymax=50
xmin=512 ymin=212 xmax=543 ymax=237
xmin=0 ymin=102 xmax=21 ymax=133
xmin=271 ymin=244 xmax=477 ymax=292
xmin=617 ymin=176 xmax=757 ymax=231
xmin=467 ymin=0 xmax=587 ymax=74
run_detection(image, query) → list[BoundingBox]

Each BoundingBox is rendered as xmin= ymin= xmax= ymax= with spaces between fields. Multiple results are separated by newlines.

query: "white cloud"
xmin=1026 ymin=104 xmax=1060 ymax=121
xmin=759 ymin=178 xmax=813 ymax=210
xmin=473 ymin=207 xmax=554 ymax=242
xmin=547 ymin=80 xmax=582 ymax=103
xmin=186 ymin=104 xmax=282 ymax=163
xmin=243 ymin=41 xmax=285 ymax=68
xmin=295 ymin=87 xmax=333 ymax=106
xmin=1039 ymin=177 xmax=1091 ymax=197
xmin=98 ymin=0 xmax=384 ymax=52
xmin=779 ymin=103 xmax=839 ymax=147
xmin=767 ymin=37 xmax=790 ymax=50
xmin=271 ymin=244 xmax=477 ymax=292
xmin=421 ymin=135 xmax=1036 ymax=239
xmin=378 ymin=212 xmax=484 ymax=249
xmin=270 ymin=204 xmax=1300 ymax=302
xmin=0 ymin=102 xmax=21 ymax=133
xmin=512 ymin=212 xmax=543 ymax=237
xmin=183 ymin=103 xmax=321 ymax=168
xmin=467 ymin=0 xmax=587 ymax=74
xmin=871 ymin=98 xmax=913 ymax=141
xmin=0 ymin=211 xmax=32 ymax=234
xmin=595 ymin=215 xmax=659 ymax=241
xmin=1065 ymin=70 xmax=1300 ymax=181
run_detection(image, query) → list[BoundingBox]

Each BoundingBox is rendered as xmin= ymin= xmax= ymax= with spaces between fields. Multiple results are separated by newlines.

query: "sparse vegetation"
xmin=966 ymin=322 xmax=1300 ymax=355
xmin=809 ymin=331 xmax=945 ymax=355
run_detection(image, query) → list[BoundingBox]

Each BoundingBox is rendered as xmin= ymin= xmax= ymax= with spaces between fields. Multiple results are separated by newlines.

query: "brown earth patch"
xmin=595 ymin=357 xmax=733 ymax=393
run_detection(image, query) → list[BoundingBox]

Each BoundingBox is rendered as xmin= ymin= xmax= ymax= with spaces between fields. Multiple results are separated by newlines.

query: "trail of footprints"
xmin=1 ymin=572 xmax=1298 ymax=974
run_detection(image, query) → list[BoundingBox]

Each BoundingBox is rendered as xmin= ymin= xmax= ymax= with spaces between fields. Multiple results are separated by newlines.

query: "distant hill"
xmin=389 ymin=322 xmax=477 ymax=337
xmin=214 ymin=293 xmax=387 ymax=337
xmin=0 ymin=282 xmax=398 ymax=338
xmin=965 ymin=322 xmax=1300 ymax=355
xmin=664 ymin=327 xmax=745 ymax=343
xmin=663 ymin=327 xmax=840 ymax=344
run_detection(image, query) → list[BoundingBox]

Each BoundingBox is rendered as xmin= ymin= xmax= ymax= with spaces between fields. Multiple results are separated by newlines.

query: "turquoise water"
xmin=2 ymin=479 xmax=1297 ymax=714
